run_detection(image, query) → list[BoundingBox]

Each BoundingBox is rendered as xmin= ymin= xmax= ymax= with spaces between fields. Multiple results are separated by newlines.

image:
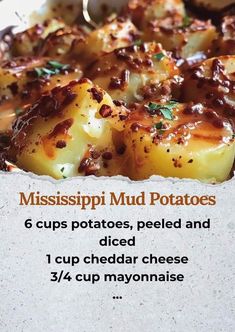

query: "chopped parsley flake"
xmin=232 ymin=134 xmax=235 ymax=139
xmin=134 ymin=39 xmax=142 ymax=46
xmin=160 ymin=108 xmax=174 ymax=120
xmin=153 ymin=121 xmax=165 ymax=135
xmin=48 ymin=60 xmax=70 ymax=70
xmin=147 ymin=101 xmax=178 ymax=120
xmin=148 ymin=102 xmax=159 ymax=112
xmin=34 ymin=61 xmax=70 ymax=77
xmin=154 ymin=122 xmax=163 ymax=130
xmin=15 ymin=108 xmax=23 ymax=116
xmin=182 ymin=15 xmax=191 ymax=28
xmin=60 ymin=167 xmax=65 ymax=173
xmin=153 ymin=53 xmax=165 ymax=61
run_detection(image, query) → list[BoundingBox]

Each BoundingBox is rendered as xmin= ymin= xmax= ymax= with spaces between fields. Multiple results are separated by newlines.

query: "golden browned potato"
xmin=37 ymin=26 xmax=86 ymax=58
xmin=12 ymin=18 xmax=66 ymax=56
xmin=75 ymin=17 xmax=140 ymax=61
xmin=143 ymin=18 xmax=217 ymax=59
xmin=0 ymin=57 xmax=82 ymax=112
xmin=211 ymin=16 xmax=235 ymax=57
xmin=9 ymin=79 xmax=128 ymax=179
xmin=122 ymin=101 xmax=235 ymax=182
xmin=86 ymin=42 xmax=181 ymax=104
xmin=182 ymin=56 xmax=235 ymax=118
xmin=124 ymin=0 xmax=185 ymax=28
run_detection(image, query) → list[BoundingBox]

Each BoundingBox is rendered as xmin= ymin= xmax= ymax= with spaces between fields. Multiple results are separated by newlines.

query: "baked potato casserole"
xmin=0 ymin=0 xmax=234 ymax=182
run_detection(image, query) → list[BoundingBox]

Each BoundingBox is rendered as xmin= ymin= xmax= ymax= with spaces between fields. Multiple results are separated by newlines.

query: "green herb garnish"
xmin=34 ymin=67 xmax=58 ymax=77
xmin=182 ymin=15 xmax=191 ymax=28
xmin=232 ymin=134 xmax=235 ymax=139
xmin=15 ymin=109 xmax=23 ymax=116
xmin=34 ymin=68 xmax=43 ymax=77
xmin=48 ymin=60 xmax=70 ymax=70
xmin=160 ymin=108 xmax=174 ymax=120
xmin=60 ymin=167 xmax=67 ymax=179
xmin=34 ymin=61 xmax=70 ymax=78
xmin=153 ymin=121 xmax=165 ymax=135
xmin=153 ymin=53 xmax=165 ymax=61
xmin=134 ymin=39 xmax=142 ymax=46
xmin=42 ymin=67 xmax=58 ymax=75
xmin=154 ymin=121 xmax=163 ymax=130
xmin=148 ymin=102 xmax=158 ymax=112
xmin=147 ymin=101 xmax=178 ymax=120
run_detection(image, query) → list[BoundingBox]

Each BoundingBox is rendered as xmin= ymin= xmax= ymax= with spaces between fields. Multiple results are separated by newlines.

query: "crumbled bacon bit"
xmin=109 ymin=77 xmax=123 ymax=89
xmin=113 ymin=100 xmax=127 ymax=107
xmin=78 ymin=158 xmax=90 ymax=173
xmin=109 ymin=69 xmax=130 ymax=90
xmin=172 ymin=158 xmax=182 ymax=168
xmin=78 ymin=158 xmax=100 ymax=176
xmin=119 ymin=114 xmax=128 ymax=121
xmin=102 ymin=152 xmax=113 ymax=160
xmin=131 ymin=123 xmax=140 ymax=132
xmin=114 ymin=48 xmax=132 ymax=61
xmin=56 ymin=140 xmax=67 ymax=149
xmin=88 ymin=87 xmax=104 ymax=103
xmin=99 ymin=104 xmax=112 ymax=118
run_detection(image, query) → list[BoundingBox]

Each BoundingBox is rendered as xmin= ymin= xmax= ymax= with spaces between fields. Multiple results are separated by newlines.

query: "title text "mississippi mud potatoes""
xmin=19 ymin=191 xmax=216 ymax=209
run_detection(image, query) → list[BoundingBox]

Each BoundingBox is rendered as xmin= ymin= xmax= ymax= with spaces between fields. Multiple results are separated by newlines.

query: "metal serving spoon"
xmin=82 ymin=0 xmax=98 ymax=29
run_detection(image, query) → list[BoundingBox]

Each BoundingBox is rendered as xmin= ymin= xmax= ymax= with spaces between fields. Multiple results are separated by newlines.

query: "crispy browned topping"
xmin=11 ymin=82 xmax=79 ymax=153
xmin=99 ymin=104 xmax=113 ymax=118
xmin=109 ymin=69 xmax=130 ymax=90
xmin=88 ymin=87 xmax=104 ymax=103
xmin=78 ymin=157 xmax=100 ymax=176
xmin=56 ymin=140 xmax=67 ymax=149
xmin=47 ymin=119 xmax=74 ymax=139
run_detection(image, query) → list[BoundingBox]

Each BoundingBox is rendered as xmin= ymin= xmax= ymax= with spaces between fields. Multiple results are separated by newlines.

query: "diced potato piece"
xmin=123 ymin=101 xmax=235 ymax=182
xmin=76 ymin=17 xmax=139 ymax=61
xmin=182 ymin=56 xmax=235 ymax=118
xmin=143 ymin=18 xmax=217 ymax=59
xmin=0 ymin=57 xmax=82 ymax=111
xmin=37 ymin=26 xmax=86 ymax=58
xmin=124 ymin=0 xmax=185 ymax=28
xmin=86 ymin=42 xmax=181 ymax=104
xmin=12 ymin=18 xmax=66 ymax=56
xmin=9 ymin=80 xmax=128 ymax=179
xmin=191 ymin=0 xmax=235 ymax=11
xmin=211 ymin=16 xmax=235 ymax=57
